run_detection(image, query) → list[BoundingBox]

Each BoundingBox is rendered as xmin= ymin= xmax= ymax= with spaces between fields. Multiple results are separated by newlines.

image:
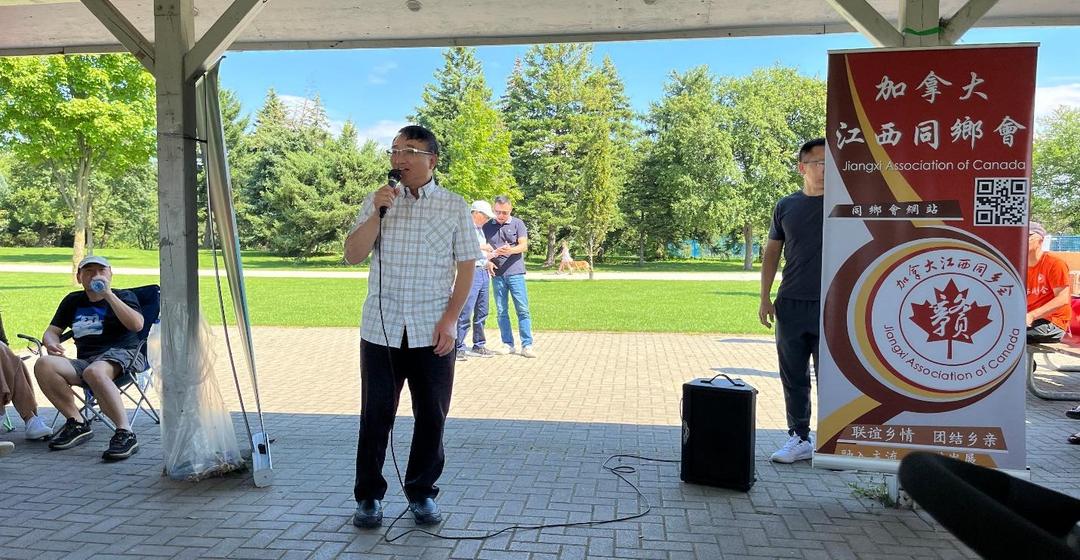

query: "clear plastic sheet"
xmin=154 ymin=316 xmax=245 ymax=481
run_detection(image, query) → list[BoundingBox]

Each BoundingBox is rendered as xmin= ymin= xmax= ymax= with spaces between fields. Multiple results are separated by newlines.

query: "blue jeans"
xmin=492 ymin=274 xmax=533 ymax=348
xmin=456 ymin=268 xmax=489 ymax=352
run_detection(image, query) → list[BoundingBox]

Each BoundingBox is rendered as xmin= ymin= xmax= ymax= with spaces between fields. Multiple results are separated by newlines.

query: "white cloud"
xmin=368 ymin=62 xmax=399 ymax=85
xmin=346 ymin=119 xmax=408 ymax=149
xmin=1034 ymin=83 xmax=1080 ymax=123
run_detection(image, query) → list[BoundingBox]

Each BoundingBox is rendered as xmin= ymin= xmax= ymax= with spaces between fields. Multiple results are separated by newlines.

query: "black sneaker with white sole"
xmin=102 ymin=429 xmax=138 ymax=461
xmin=48 ymin=418 xmax=93 ymax=450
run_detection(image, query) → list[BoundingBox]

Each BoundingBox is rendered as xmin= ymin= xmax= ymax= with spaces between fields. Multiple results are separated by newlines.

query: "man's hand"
xmin=759 ymin=299 xmax=776 ymax=329
xmin=432 ymin=316 xmax=457 ymax=357
xmin=372 ymin=184 xmax=399 ymax=215
xmin=494 ymin=246 xmax=512 ymax=257
xmin=45 ymin=342 xmax=65 ymax=356
xmin=485 ymin=261 xmax=496 ymax=277
xmin=1026 ymin=311 xmax=1036 ymax=327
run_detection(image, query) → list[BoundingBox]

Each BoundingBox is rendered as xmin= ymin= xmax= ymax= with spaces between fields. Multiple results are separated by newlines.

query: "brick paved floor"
xmin=2 ymin=328 xmax=1078 ymax=559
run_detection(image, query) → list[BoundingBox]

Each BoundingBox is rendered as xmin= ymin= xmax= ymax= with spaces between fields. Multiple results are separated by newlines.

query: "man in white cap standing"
xmin=34 ymin=255 xmax=146 ymax=461
xmin=456 ymin=200 xmax=498 ymax=361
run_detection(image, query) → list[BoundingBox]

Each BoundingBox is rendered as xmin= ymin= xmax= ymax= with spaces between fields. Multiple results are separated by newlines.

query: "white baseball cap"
xmin=471 ymin=200 xmax=496 ymax=219
xmin=77 ymin=255 xmax=111 ymax=270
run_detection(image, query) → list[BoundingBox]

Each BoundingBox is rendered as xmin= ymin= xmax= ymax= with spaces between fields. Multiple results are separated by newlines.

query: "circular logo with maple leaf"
xmin=850 ymin=238 xmax=1024 ymax=400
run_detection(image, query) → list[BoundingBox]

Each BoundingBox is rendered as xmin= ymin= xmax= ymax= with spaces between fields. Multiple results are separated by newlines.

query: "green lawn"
xmin=0 ymin=271 xmax=770 ymax=341
xmin=0 ymin=247 xmax=759 ymax=273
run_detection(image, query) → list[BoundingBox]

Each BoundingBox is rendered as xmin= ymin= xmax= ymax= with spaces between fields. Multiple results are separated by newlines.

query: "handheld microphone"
xmin=380 ymin=169 xmax=402 ymax=218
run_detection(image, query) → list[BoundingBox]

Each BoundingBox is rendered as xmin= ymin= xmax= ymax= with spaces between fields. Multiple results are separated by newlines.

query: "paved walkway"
xmin=2 ymin=328 xmax=1078 ymax=559
xmin=0 ymin=264 xmax=762 ymax=282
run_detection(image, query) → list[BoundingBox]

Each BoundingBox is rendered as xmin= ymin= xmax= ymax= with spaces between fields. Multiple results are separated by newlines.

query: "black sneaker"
xmin=48 ymin=418 xmax=93 ymax=450
xmin=102 ymin=429 xmax=138 ymax=461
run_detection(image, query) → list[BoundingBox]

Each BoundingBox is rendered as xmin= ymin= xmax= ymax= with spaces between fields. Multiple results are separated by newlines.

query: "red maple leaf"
xmin=909 ymin=279 xmax=993 ymax=359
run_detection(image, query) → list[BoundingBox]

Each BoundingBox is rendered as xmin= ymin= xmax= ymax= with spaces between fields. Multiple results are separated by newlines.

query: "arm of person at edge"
xmin=1027 ymin=285 xmax=1072 ymax=326
xmin=433 ymin=260 xmax=476 ymax=356
xmin=758 ymin=239 xmax=783 ymax=329
xmin=343 ymin=184 xmax=398 ymax=265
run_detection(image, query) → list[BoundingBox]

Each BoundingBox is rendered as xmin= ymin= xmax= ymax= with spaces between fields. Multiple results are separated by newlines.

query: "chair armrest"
xmin=17 ymin=334 xmax=43 ymax=355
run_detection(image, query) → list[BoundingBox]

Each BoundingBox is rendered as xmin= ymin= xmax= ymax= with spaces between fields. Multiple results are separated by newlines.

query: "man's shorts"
xmin=68 ymin=348 xmax=148 ymax=388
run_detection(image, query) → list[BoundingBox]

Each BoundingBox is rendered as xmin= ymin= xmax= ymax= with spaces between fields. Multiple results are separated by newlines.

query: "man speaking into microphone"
xmin=344 ymin=125 xmax=481 ymax=528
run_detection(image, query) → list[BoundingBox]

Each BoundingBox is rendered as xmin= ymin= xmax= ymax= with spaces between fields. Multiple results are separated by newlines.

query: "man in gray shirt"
xmin=759 ymin=137 xmax=825 ymax=464
xmin=483 ymin=195 xmax=536 ymax=358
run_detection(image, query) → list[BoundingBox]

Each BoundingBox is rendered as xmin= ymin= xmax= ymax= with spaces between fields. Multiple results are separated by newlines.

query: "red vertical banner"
xmin=816 ymin=45 xmax=1037 ymax=472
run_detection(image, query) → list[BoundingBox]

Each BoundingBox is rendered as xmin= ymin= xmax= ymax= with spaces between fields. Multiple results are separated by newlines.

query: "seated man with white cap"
xmin=1026 ymin=221 xmax=1072 ymax=344
xmin=34 ymin=255 xmax=146 ymax=461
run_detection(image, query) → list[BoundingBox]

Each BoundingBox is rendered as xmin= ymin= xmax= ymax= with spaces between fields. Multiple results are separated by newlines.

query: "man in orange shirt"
xmin=1026 ymin=222 xmax=1072 ymax=343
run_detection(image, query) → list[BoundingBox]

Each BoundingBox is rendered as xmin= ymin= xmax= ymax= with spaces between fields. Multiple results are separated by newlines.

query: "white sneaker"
xmin=505 ymin=346 xmax=518 ymax=355
xmin=520 ymin=346 xmax=537 ymax=358
xmin=770 ymin=435 xmax=814 ymax=463
xmin=25 ymin=416 xmax=53 ymax=440
xmin=0 ymin=441 xmax=13 ymax=457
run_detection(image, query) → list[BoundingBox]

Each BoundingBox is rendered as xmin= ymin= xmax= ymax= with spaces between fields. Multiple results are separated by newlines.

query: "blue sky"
xmin=220 ymin=26 xmax=1080 ymax=147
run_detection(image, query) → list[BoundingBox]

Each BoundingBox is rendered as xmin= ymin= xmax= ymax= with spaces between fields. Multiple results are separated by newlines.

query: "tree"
xmin=718 ymin=66 xmax=826 ymax=269
xmin=1032 ymin=106 xmax=1080 ymax=233
xmin=234 ymin=89 xmax=388 ymax=257
xmin=0 ymin=160 xmax=72 ymax=247
xmin=235 ymin=88 xmax=303 ymax=249
xmin=442 ymin=88 xmax=519 ymax=203
xmin=0 ymin=54 xmax=155 ymax=277
xmin=575 ymin=57 xmax=634 ymax=278
xmin=639 ymin=66 xmax=738 ymax=257
xmin=502 ymin=44 xmax=596 ymax=266
xmin=95 ymin=161 xmax=158 ymax=250
xmin=412 ymin=47 xmax=490 ymax=176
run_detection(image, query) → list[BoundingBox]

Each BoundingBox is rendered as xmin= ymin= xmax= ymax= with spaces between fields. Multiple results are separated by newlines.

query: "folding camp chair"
xmin=22 ymin=285 xmax=161 ymax=432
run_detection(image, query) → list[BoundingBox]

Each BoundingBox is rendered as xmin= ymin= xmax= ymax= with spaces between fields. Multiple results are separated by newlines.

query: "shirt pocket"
xmin=426 ymin=219 xmax=456 ymax=259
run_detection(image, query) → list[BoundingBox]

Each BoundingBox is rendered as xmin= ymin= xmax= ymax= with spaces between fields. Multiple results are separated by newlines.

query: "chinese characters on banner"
xmin=816 ymin=45 xmax=1037 ymax=472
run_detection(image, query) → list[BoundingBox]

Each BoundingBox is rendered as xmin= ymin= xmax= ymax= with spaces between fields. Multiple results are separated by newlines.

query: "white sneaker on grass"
xmin=771 ymin=434 xmax=814 ymax=463
xmin=25 ymin=416 xmax=53 ymax=441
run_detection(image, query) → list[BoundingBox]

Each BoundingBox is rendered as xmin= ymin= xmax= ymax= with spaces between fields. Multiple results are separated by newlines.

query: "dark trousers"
xmin=775 ymin=298 xmax=820 ymax=441
xmin=354 ymin=330 xmax=455 ymax=503
xmin=1027 ymin=318 xmax=1066 ymax=344
xmin=456 ymin=268 xmax=489 ymax=351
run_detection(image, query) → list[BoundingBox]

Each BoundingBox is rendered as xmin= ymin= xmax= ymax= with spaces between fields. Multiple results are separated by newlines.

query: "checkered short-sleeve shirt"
xmin=351 ymin=178 xmax=483 ymax=348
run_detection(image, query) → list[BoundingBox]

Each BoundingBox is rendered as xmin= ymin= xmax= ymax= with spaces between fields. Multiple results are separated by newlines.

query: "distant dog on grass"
xmin=567 ymin=260 xmax=592 ymax=273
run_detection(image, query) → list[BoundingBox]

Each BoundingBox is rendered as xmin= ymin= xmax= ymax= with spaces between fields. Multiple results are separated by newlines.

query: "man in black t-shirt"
xmin=759 ymin=138 xmax=826 ymax=465
xmin=34 ymin=255 xmax=146 ymax=461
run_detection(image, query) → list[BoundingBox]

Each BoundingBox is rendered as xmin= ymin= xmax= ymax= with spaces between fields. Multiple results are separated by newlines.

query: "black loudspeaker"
xmin=680 ymin=374 xmax=757 ymax=491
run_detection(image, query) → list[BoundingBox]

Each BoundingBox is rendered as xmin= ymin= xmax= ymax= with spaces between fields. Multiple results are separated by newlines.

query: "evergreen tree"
xmin=501 ymin=44 xmax=595 ymax=265
xmin=412 ymin=47 xmax=490 ymax=175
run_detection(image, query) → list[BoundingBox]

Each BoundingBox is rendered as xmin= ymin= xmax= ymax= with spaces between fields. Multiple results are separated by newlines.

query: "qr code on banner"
xmin=973 ymin=177 xmax=1028 ymax=226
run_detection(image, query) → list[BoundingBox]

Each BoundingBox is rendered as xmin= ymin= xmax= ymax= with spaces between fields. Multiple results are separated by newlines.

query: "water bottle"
xmin=90 ymin=278 xmax=107 ymax=293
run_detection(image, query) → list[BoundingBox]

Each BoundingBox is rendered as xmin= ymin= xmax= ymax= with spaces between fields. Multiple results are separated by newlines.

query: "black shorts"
xmin=68 ymin=348 xmax=147 ymax=388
